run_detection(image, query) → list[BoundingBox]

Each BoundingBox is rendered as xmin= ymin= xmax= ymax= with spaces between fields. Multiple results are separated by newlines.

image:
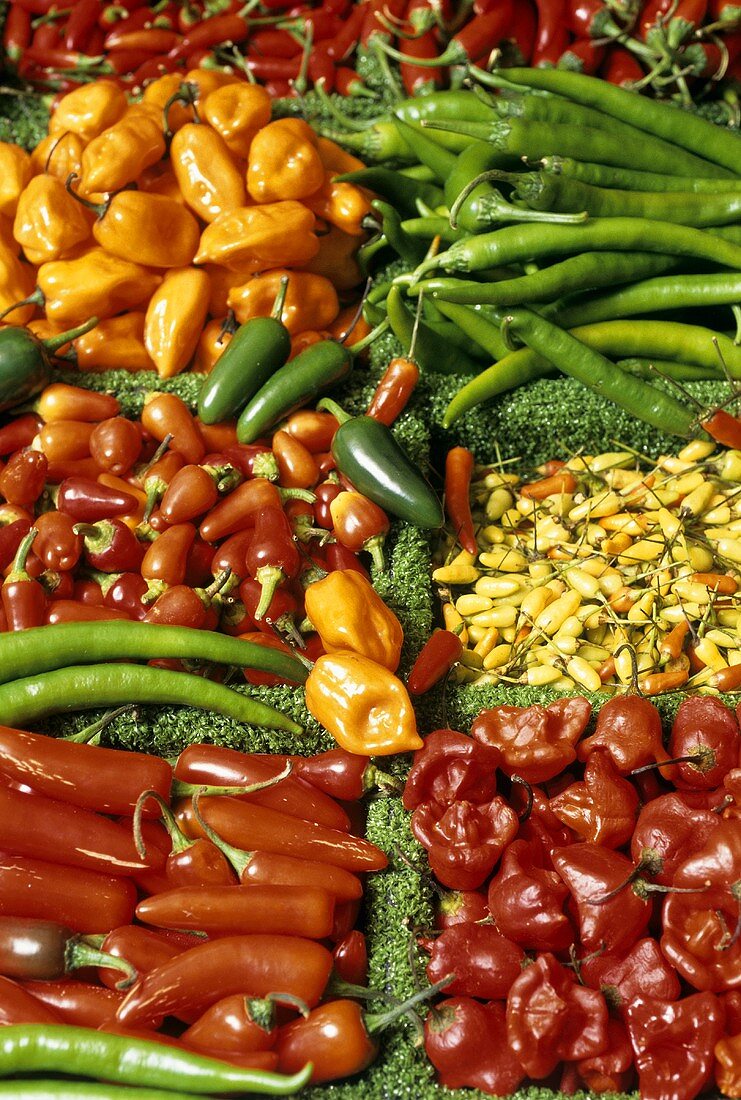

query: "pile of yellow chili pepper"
xmin=0 ymin=72 xmax=372 ymax=377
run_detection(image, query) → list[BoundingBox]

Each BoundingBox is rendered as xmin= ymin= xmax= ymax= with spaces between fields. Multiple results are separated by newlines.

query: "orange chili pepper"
xmin=141 ymin=522 xmax=197 ymax=587
xmin=445 ymin=446 xmax=478 ymax=556
xmin=138 ymin=162 xmax=186 ymax=205
xmin=521 ymin=470 xmax=577 ymax=499
xmin=37 ymin=248 xmax=162 ymax=325
xmin=70 ymin=185 xmax=200 ymax=270
xmin=141 ymin=392 xmax=205 ymax=465
xmin=48 ymin=81 xmax=128 ymax=143
xmin=272 ymin=430 xmax=318 ymax=490
xmin=170 ymin=124 xmax=247 ymax=224
xmin=194 ymin=203 xmax=319 ymax=271
xmin=141 ymin=74 xmax=195 ymax=134
xmin=201 ymin=84 xmax=271 ymax=160
xmin=144 ymin=267 xmax=210 ymax=378
xmin=289 ymin=331 xmax=328 ymax=360
xmin=74 ymin=312 xmax=156 ymax=373
xmin=36 ymin=383 xmax=119 ymax=423
xmin=192 ymin=319 xmax=234 ymax=374
xmin=246 ymin=119 xmax=325 ymax=203
xmin=30 ymin=132 xmax=84 ymax=184
xmin=315 ymin=136 xmax=365 ymax=175
xmin=0 ymin=244 xmax=36 ymax=326
xmin=227 ymin=269 xmax=339 ymax=335
xmin=366 ymin=357 xmax=420 ymax=426
xmin=13 ymin=176 xmax=91 ymax=265
xmin=0 ymin=142 xmax=33 ymax=219
xmin=304 ymin=176 xmax=372 ymax=237
xmin=79 ymin=106 xmax=167 ymax=195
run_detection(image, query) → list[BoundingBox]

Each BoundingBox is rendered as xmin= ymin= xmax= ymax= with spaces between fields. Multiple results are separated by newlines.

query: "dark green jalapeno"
xmin=0 ymin=319 xmax=99 ymax=413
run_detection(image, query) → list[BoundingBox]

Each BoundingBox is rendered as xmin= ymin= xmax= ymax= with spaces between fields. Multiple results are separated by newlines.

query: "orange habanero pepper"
xmin=304 ymin=570 xmax=404 ymax=672
xmin=227 ymin=268 xmax=339 ymax=334
xmin=0 ymin=142 xmax=33 ymax=219
xmin=37 ymin=248 xmax=162 ymax=325
xmin=246 ymin=119 xmax=325 ymax=203
xmin=70 ymin=185 xmax=200 ymax=269
xmin=194 ymin=203 xmax=319 ymax=271
xmin=201 ymin=84 xmax=271 ymax=160
xmin=316 ymin=136 xmax=365 ymax=175
xmin=13 ymin=176 xmax=91 ymax=265
xmin=170 ymin=123 xmax=247 ymax=224
xmin=30 ymin=132 xmax=84 ymax=184
xmin=0 ymin=243 xmax=36 ymax=325
xmin=144 ymin=267 xmax=210 ymax=378
xmin=74 ymin=313 xmax=156 ymax=373
xmin=302 ymin=225 xmax=365 ymax=293
xmin=78 ymin=107 xmax=167 ymax=195
xmin=142 ymin=74 xmax=195 ymax=134
xmin=304 ymin=177 xmax=372 ymax=237
xmin=48 ymin=81 xmax=128 ymax=143
xmin=192 ymin=318 xmax=234 ymax=374
xmin=183 ymin=68 xmax=240 ymax=100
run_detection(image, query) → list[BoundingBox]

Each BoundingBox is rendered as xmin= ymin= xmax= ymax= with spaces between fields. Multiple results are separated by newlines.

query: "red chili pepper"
xmin=434 ymin=888 xmax=489 ymax=929
xmin=549 ymin=750 xmax=639 ymax=848
xmin=116 ymin=934 xmax=333 ymax=1027
xmin=238 ymin=576 xmax=301 ymax=640
xmin=22 ymin=978 xmax=122 ymax=1028
xmin=3 ymin=4 xmax=32 ymax=64
xmin=2 ymin=528 xmax=46 ymax=631
xmin=0 ymin=449 xmax=48 ymax=507
xmin=129 ymin=52 xmax=184 ymax=83
xmin=329 ymin=490 xmax=389 ymax=571
xmin=245 ymin=54 xmax=302 ymax=80
xmin=75 ymin=518 xmax=143 ymax=573
xmin=0 ymin=415 xmax=42 ymax=456
xmin=399 ymin=2 xmax=444 ymax=94
xmin=558 ymin=36 xmax=606 ymax=73
xmin=31 ymin=511 xmax=82 ymax=573
xmin=424 ymin=997 xmax=525 ymax=1095
xmin=141 ymin=394 xmax=205 ymax=466
xmin=89 ymin=417 xmax=143 ymax=476
xmin=406 ymin=629 xmax=463 ymax=696
xmin=272 ymin=431 xmax=319 ymax=491
xmin=325 ymin=2 xmax=366 ymax=59
xmin=626 ymin=992 xmax=724 ymax=1099
xmin=134 ymin=790 xmax=236 ymax=890
xmin=173 ymin=743 xmax=351 ymax=833
xmin=55 ymin=476 xmax=139 ymax=523
xmin=248 ymin=27 xmax=302 ymax=57
xmin=361 ymin=0 xmax=406 ymax=43
xmin=403 ymin=728 xmax=501 ymax=812
xmin=181 ymin=992 xmax=285 ymax=1055
xmin=0 ymin=974 xmax=62 ymax=1025
xmin=488 ymin=838 xmax=575 ymax=951
xmin=101 ymin=570 xmax=148 ymax=619
xmin=143 ymin=582 xmax=211 ymax=629
xmin=599 ymin=43 xmax=644 ymax=83
xmin=0 ymin=518 xmax=32 ymax=572
xmin=169 ymin=12 xmax=249 ymax=57
xmin=472 ymin=696 xmax=592 ymax=784
xmin=425 ymin=922 xmax=524 ymax=1000
xmin=665 ymin=694 xmax=740 ymax=790
xmin=411 ymin=797 xmax=518 ymax=891
xmin=366 ymin=357 xmax=420 ymax=426
xmin=630 ymin=790 xmax=721 ymax=886
xmin=290 ymin=747 xmax=394 ymax=802
xmin=334 ymin=67 xmax=370 ymax=96
xmin=324 ymin=540 xmax=369 ymax=577
xmin=332 ymin=930 xmax=367 ymax=987
xmin=532 ymin=0 xmax=570 ymax=63
xmin=0 ymin=852 xmax=136 ymax=933
xmin=244 ymin=504 xmax=301 ymax=622
xmin=140 ymin=521 xmax=196 ymax=587
xmin=199 ymin=478 xmax=282 ymax=543
xmin=499 ymin=0 xmax=537 ymax=61
xmin=105 ymin=26 xmax=180 ymax=51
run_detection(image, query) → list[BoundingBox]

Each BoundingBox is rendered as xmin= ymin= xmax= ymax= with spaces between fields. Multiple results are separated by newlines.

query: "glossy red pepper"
xmin=102 ymin=570 xmax=148 ymax=619
xmin=244 ymin=504 xmax=301 ymax=621
xmin=593 ymin=936 xmax=681 ymax=1010
xmin=577 ymin=689 xmax=669 ymax=773
xmin=665 ymin=695 xmax=740 ymax=790
xmin=98 ymin=924 xmax=184 ymax=991
xmin=472 ymin=696 xmax=592 ymax=784
xmin=141 ymin=521 xmax=196 ymax=586
xmin=0 ymin=974 xmax=62 ymax=1025
xmin=32 ymin=511 xmax=82 ymax=573
xmin=487 ymin=838 xmax=575 ymax=952
xmin=549 ymin=750 xmax=639 ymax=848
xmin=181 ymin=992 xmax=286 ymax=1055
xmin=141 ymin=393 xmax=205 ymax=466
xmin=21 ymin=978 xmax=122 ymax=1028
xmin=425 ymin=997 xmax=525 ymax=1095
xmin=0 ymin=449 xmax=48 ymax=507
xmin=425 ymin=922 xmax=524 ymax=1000
xmin=160 ymin=463 xmax=237 ymax=525
xmin=366 ymin=357 xmax=420 ymax=426
xmin=0 ymin=852 xmax=137 ymax=933
xmin=199 ymin=478 xmax=282 ymax=543
xmin=403 ymin=728 xmax=501 ymax=812
xmin=89 ymin=416 xmax=143 ymax=476
xmin=532 ymin=0 xmax=570 ymax=63
xmin=3 ymin=5 xmax=32 ymax=64
xmin=56 ymin=476 xmax=139 ymax=522
xmin=406 ymin=630 xmax=463 ymax=695
xmin=411 ymin=796 xmax=518 ymax=891
xmin=116 ymin=934 xmax=334 ymax=1027
xmin=0 ymin=415 xmax=42 ymax=456
xmin=76 ymin=518 xmax=144 ymax=573
xmin=0 ymin=518 xmax=31 ymax=572
xmin=332 ymin=930 xmax=368 ymax=987
xmin=1 ymin=528 xmax=46 ymax=631
xmin=329 ymin=490 xmax=390 ymax=572
xmin=134 ymin=790 xmax=236 ymax=890
xmin=625 ymin=992 xmax=724 ymax=1100
xmin=630 ymin=790 xmax=721 ymax=886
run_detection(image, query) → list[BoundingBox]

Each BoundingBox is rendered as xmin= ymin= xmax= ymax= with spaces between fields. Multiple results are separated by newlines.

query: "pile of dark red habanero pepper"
xmin=403 ymin=691 xmax=741 ymax=1098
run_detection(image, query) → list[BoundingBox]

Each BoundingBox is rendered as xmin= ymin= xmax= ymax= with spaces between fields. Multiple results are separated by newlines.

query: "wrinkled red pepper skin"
xmin=424 ymin=997 xmax=525 ymax=1095
xmin=488 ymin=838 xmax=575 ymax=952
xmin=630 ymin=791 xmax=721 ymax=886
xmin=472 ymin=697 xmax=591 ymax=783
xmin=411 ymin=797 xmax=518 ymax=891
xmin=549 ymin=749 xmax=639 ymax=848
xmin=403 ymin=729 xmax=500 ymax=812
xmin=625 ymin=992 xmax=725 ymax=1100
xmin=666 ymin=695 xmax=741 ymax=790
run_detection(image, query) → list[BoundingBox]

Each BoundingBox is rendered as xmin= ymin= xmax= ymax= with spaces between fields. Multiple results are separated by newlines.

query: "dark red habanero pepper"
xmin=424 ymin=997 xmax=525 ymax=1095
xmin=410 ymin=796 xmax=518 ymax=891
xmin=115 ymin=934 xmax=334 ymax=1027
xmin=577 ymin=1017 xmax=634 ymax=1094
xmin=506 ymin=952 xmax=609 ymax=1079
xmin=403 ymin=728 xmax=501 ymax=811
xmin=630 ymin=790 xmax=721 ymax=886
xmin=1 ymin=528 xmax=46 ymax=630
xmin=434 ymin=888 xmax=490 ymax=929
xmin=472 ymin=696 xmax=592 ymax=784
xmin=487 ymin=838 xmax=575 ymax=952
xmin=625 ymin=992 xmax=725 ymax=1100
xmin=595 ymin=936 xmax=681 ymax=1010
xmin=576 ymin=687 xmax=669 ymax=773
xmin=549 ymin=749 xmax=639 ymax=848
xmin=424 ymin=922 xmax=524 ymax=1000
xmin=660 ymin=819 xmax=741 ymax=992
xmin=665 ymin=695 xmax=740 ymax=790
xmin=444 ymin=446 xmax=477 ymax=556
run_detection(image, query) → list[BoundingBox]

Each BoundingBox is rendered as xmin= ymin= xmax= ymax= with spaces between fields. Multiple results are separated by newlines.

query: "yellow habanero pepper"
xmin=48 ymin=81 xmax=127 ymax=143
xmin=0 ymin=142 xmax=33 ymax=219
xmin=227 ymin=268 xmax=339 ymax=334
xmin=37 ymin=248 xmax=162 ymax=325
xmin=201 ymin=84 xmax=271 ymax=160
xmin=302 ymin=224 xmax=365 ymax=293
xmin=170 ymin=124 xmax=247 ymax=224
xmin=304 ymin=176 xmax=372 ymax=237
xmin=0 ymin=242 xmax=36 ymax=325
xmin=72 ymin=186 xmax=200 ymax=269
xmin=316 ymin=136 xmax=365 ymax=175
xmin=144 ymin=267 xmax=210 ymax=378
xmin=304 ymin=651 xmax=423 ymax=756
xmin=304 ymin=570 xmax=404 ymax=672
xmin=246 ymin=119 xmax=325 ymax=203
xmin=142 ymin=73 xmax=195 ymax=135
xmin=30 ymin=132 xmax=84 ymax=184
xmin=13 ymin=176 xmax=91 ymax=265
xmin=183 ymin=68 xmax=240 ymax=101
xmin=194 ymin=202 xmax=319 ymax=271
xmin=74 ymin=312 xmax=156 ymax=373
xmin=79 ymin=108 xmax=167 ymax=195
xmin=192 ymin=317 xmax=234 ymax=373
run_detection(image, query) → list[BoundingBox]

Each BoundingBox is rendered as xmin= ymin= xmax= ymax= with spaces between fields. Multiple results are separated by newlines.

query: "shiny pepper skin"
xmin=37 ymin=249 xmax=161 ymax=325
xmin=304 ymin=569 xmax=403 ymax=672
xmin=625 ymin=992 xmax=725 ymax=1100
xmin=304 ymin=651 xmax=422 ymax=756
xmin=13 ymin=176 xmax=91 ymax=265
xmin=89 ymin=190 xmax=201 ymax=270
xmin=144 ymin=268 xmax=210 ymax=379
xmin=194 ymin=202 xmax=319 ymax=272
xmin=472 ymin=697 xmax=592 ymax=784
xmin=424 ymin=998 xmax=525 ymax=1096
xmin=78 ymin=105 xmax=166 ymax=194
xmin=0 ymin=141 xmax=32 ymax=219
xmin=201 ymin=84 xmax=272 ymax=160
xmin=549 ymin=749 xmax=640 ymax=848
xmin=171 ymin=124 xmax=248 ymax=224
xmin=403 ymin=729 xmax=501 ymax=812
xmin=247 ymin=119 xmax=325 ymax=203
xmin=411 ymin=797 xmax=518 ymax=892
xmin=425 ymin=923 xmax=524 ymax=1000
xmin=48 ymin=81 xmax=127 ymax=143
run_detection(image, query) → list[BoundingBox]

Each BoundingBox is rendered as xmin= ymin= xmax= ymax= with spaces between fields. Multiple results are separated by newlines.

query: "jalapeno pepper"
xmin=0 ymin=319 xmax=99 ymax=413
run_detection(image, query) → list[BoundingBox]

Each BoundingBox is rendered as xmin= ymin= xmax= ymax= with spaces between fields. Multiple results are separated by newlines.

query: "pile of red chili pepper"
xmin=0 ymin=717 xmax=418 ymax=1090
xmin=4 ymin=0 xmax=741 ymax=109
xmin=404 ymin=690 xmax=741 ymax=1097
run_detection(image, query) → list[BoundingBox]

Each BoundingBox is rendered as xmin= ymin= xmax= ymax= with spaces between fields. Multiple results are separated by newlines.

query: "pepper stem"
xmin=316 ymin=397 xmax=351 ymax=425
xmin=133 ymin=788 xmax=192 ymax=859
xmin=68 ymin=939 xmax=138 ymax=990
xmin=0 ymin=287 xmax=45 ymax=322
xmin=364 ymin=974 xmax=455 ymax=1035
xmin=188 ymin=785 xmax=261 ymax=879
xmin=43 ymin=315 xmax=99 ymax=354
xmin=254 ymin=564 xmax=286 ymax=621
xmin=369 ymin=31 xmax=463 ymax=69
xmin=163 ymin=81 xmax=200 ymax=139
xmin=364 ymin=533 xmax=386 ymax=573
xmin=172 ymin=761 xmax=293 ymax=804
xmin=347 ymin=318 xmax=389 ymax=355
xmin=61 ymin=704 xmax=137 ymax=744
xmin=271 ymin=275 xmax=290 ymax=321
xmin=65 ymin=172 xmax=107 ymax=218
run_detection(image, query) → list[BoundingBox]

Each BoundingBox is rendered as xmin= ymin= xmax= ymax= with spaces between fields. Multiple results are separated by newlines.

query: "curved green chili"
xmin=0 ymin=1084 xmax=196 ymax=1099
xmin=400 ymin=216 xmax=464 ymax=245
xmin=444 ymin=346 xmax=556 ymax=424
xmin=395 ymin=89 xmax=494 ymax=127
xmin=540 ymin=156 xmax=741 ymax=193
xmin=472 ymin=66 xmax=741 ymax=175
xmin=385 ymin=284 xmax=481 ymax=376
xmin=616 ymin=358 xmax=717 ymax=381
xmin=553 ymin=271 xmax=741 ymax=327
xmin=0 ymin=1025 xmax=312 ymax=1095
xmin=0 ymin=663 xmax=304 ymax=733
xmin=335 ymin=167 xmax=444 ymax=216
xmin=391 ymin=118 xmax=458 ymax=183
xmin=419 ymin=218 xmax=741 ymax=276
xmin=443 ymin=141 xmax=524 ymax=232
xmin=415 ymin=251 xmax=681 ymax=306
xmin=372 ymin=200 xmax=427 ymax=266
xmin=432 ymin=299 xmax=511 ymax=360
xmin=423 ymin=117 xmax=729 ymax=180
xmin=0 ymin=620 xmax=308 ymax=686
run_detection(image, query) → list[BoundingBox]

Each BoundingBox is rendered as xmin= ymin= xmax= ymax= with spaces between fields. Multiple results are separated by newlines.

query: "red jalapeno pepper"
xmin=89 ymin=416 xmax=143 ymax=476
xmin=56 ymin=476 xmax=139 ymax=522
xmin=22 ymin=978 xmax=123 ymax=1028
xmin=1 ymin=528 xmax=46 ymax=631
xmin=32 ymin=511 xmax=82 ymax=572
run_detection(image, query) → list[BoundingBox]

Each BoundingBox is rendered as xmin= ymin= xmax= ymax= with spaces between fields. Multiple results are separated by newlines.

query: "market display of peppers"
xmin=1 ymin=4 xmax=741 ymax=1099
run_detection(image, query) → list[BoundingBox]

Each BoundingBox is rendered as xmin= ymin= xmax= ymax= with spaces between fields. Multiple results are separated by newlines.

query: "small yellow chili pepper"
xmin=170 ymin=123 xmax=248 ymax=223
xmin=194 ymin=202 xmax=319 ymax=271
xmin=13 ymin=175 xmax=92 ymax=265
xmin=302 ymin=224 xmax=365 ymax=292
xmin=192 ymin=318 xmax=234 ymax=373
xmin=144 ymin=266 xmax=210 ymax=378
xmin=30 ymin=132 xmax=84 ymax=184
xmin=201 ymin=84 xmax=272 ymax=160
xmin=79 ymin=107 xmax=167 ymax=195
xmin=72 ymin=185 xmax=200 ymax=269
xmin=304 ymin=570 xmax=404 ymax=672
xmin=304 ymin=651 xmax=422 ymax=756
xmin=74 ymin=312 xmax=156 ymax=373
xmin=246 ymin=119 xmax=325 ymax=203
xmin=48 ymin=80 xmax=127 ymax=143
xmin=304 ymin=176 xmax=372 ymax=237
xmin=141 ymin=73 xmax=195 ymax=134
xmin=0 ymin=142 xmax=33 ymax=219
xmin=0 ymin=241 xmax=37 ymax=325
xmin=227 ymin=268 xmax=339 ymax=334
xmin=184 ymin=68 xmax=240 ymax=100
xmin=37 ymin=248 xmax=162 ymax=325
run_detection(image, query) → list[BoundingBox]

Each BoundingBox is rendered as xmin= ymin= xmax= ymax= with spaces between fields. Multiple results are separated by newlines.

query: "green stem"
xmin=43 ymin=316 xmax=99 ymax=354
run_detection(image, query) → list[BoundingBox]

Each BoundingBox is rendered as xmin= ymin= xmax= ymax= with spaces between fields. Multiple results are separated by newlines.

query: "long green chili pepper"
xmin=391 ymin=118 xmax=458 ymax=183
xmin=422 ymin=299 xmax=491 ymax=361
xmin=506 ymin=171 xmax=741 ymax=228
xmin=432 ymin=300 xmax=515 ymax=361
xmin=0 ymin=663 xmax=304 ymax=733
xmin=0 ymin=1084 xmax=197 ymax=1099
xmin=316 ymin=123 xmax=415 ymax=164
xmin=0 ymin=620 xmax=308 ymax=686
xmin=444 ymin=347 xmax=556 ymax=425
xmin=471 ymin=66 xmax=741 ymax=176
xmin=414 ymin=251 xmax=682 ymax=306
xmin=553 ymin=271 xmax=741 ymax=327
xmin=385 ymin=284 xmax=481 ymax=376
xmin=540 ymin=155 xmax=741 ymax=193
xmin=422 ymin=117 xmax=727 ymax=180
xmin=444 ymin=142 xmax=523 ymax=232
xmin=335 ymin=167 xmax=444 ymax=216
xmin=394 ymin=89 xmax=494 ymax=127
xmin=400 ymin=216 xmax=464 ymax=245
xmin=414 ymin=218 xmax=741 ymax=277
xmin=491 ymin=91 xmax=736 ymax=179
xmin=617 ymin=358 xmax=717 ymax=382
xmin=372 ymin=200 xmax=427 ymax=266
xmin=0 ymin=1025 xmax=312 ymax=1095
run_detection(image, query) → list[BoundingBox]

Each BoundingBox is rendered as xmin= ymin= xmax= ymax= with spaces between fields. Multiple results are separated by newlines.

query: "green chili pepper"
xmin=553 ymin=271 xmax=741 ymax=328
xmin=385 ymin=285 xmax=481 ymax=376
xmin=416 ymin=218 xmax=741 ymax=278
xmin=473 ymin=65 xmax=741 ymax=176
xmin=539 ymin=155 xmax=741 ymax=193
xmin=0 ymin=319 xmax=99 ymax=413
xmin=444 ymin=142 xmax=522 ymax=232
xmin=371 ymin=200 xmax=427 ymax=266
xmin=444 ymin=346 xmax=555 ymax=425
xmin=391 ymin=118 xmax=458 ymax=184
xmin=335 ymin=167 xmax=444 ymax=217
xmin=0 ymin=620 xmax=308 ymax=686
xmin=0 ymin=662 xmax=304 ymax=732
xmin=432 ymin=300 xmax=511 ymax=361
xmin=0 ymin=1084 xmax=196 ymax=1099
xmin=617 ymin=358 xmax=716 ymax=381
xmin=400 ymin=216 xmax=463 ymax=245
xmin=318 ymin=396 xmax=443 ymax=529
xmin=197 ymin=276 xmax=291 ymax=425
xmin=0 ymin=1025 xmax=312 ymax=1094
xmin=394 ymin=89 xmax=493 ymax=127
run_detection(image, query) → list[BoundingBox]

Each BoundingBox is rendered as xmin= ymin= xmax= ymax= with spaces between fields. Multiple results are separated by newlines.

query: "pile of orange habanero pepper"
xmin=0 ymin=73 xmax=372 ymax=378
